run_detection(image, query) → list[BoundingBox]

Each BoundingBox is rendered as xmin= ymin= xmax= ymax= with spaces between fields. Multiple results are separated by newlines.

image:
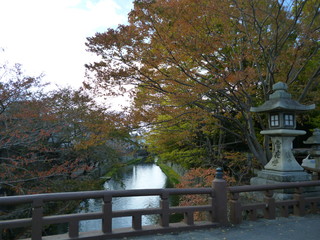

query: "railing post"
xmin=264 ymin=190 xmax=275 ymax=219
xmin=68 ymin=221 xmax=79 ymax=238
xmin=247 ymin=209 xmax=258 ymax=221
xmin=132 ymin=214 xmax=142 ymax=230
xmin=294 ymin=187 xmax=305 ymax=216
xmin=208 ymin=189 xmax=215 ymax=223
xmin=159 ymin=191 xmax=169 ymax=227
xmin=280 ymin=205 xmax=289 ymax=217
xmin=212 ymin=168 xmax=228 ymax=225
xmin=31 ymin=199 xmax=43 ymax=240
xmin=102 ymin=194 xmax=112 ymax=233
xmin=310 ymin=201 xmax=318 ymax=214
xmin=229 ymin=192 xmax=241 ymax=224
xmin=183 ymin=211 xmax=194 ymax=226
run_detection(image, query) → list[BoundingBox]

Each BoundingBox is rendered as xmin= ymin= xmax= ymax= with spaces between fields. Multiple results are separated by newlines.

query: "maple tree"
xmin=85 ymin=0 xmax=319 ymax=166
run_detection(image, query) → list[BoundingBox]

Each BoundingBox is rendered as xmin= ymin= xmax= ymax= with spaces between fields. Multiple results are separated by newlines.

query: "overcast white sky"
xmin=0 ymin=0 xmax=134 ymax=89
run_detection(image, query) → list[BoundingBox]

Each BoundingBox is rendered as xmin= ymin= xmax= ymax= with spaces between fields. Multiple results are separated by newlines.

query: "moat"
xmin=78 ymin=163 xmax=167 ymax=231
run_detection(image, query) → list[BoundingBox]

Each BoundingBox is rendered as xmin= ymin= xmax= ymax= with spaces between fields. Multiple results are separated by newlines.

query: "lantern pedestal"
xmin=250 ymin=129 xmax=312 ymax=199
xmin=302 ymin=129 xmax=320 ymax=172
xmin=261 ymin=129 xmax=306 ymax=171
xmin=251 ymin=170 xmax=311 ymax=185
xmin=250 ymin=170 xmax=314 ymax=200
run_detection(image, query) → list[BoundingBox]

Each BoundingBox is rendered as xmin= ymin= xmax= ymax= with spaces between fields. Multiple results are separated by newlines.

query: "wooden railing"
xmin=0 ymin=176 xmax=227 ymax=240
xmin=0 ymin=173 xmax=320 ymax=240
xmin=228 ymin=180 xmax=320 ymax=224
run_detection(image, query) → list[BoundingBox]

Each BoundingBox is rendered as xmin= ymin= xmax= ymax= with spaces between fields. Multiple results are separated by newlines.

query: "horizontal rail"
xmin=242 ymin=203 xmax=266 ymax=211
xmin=274 ymin=199 xmax=297 ymax=207
xmin=113 ymin=208 xmax=162 ymax=217
xmin=0 ymin=218 xmax=32 ymax=228
xmin=169 ymin=205 xmax=212 ymax=213
xmin=228 ymin=180 xmax=320 ymax=193
xmin=0 ymin=188 xmax=214 ymax=206
xmin=44 ymin=212 xmax=103 ymax=225
xmin=305 ymin=196 xmax=320 ymax=203
xmin=0 ymin=205 xmax=215 ymax=229
xmin=165 ymin=188 xmax=213 ymax=195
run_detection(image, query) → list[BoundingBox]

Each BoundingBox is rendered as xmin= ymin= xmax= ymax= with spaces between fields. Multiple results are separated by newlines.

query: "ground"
xmin=126 ymin=214 xmax=320 ymax=240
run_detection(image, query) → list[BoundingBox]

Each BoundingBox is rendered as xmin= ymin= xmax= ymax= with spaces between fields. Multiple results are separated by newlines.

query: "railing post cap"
xmin=215 ymin=167 xmax=223 ymax=179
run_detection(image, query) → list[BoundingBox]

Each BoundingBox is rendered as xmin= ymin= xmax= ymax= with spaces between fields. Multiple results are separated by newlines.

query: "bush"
xmin=175 ymin=168 xmax=235 ymax=221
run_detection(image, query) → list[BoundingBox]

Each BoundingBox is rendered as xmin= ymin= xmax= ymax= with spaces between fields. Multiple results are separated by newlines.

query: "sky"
xmin=0 ymin=0 xmax=134 ymax=90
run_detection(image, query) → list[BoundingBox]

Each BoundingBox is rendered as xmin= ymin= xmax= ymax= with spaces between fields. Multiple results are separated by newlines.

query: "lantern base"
xmin=251 ymin=169 xmax=311 ymax=183
xmin=249 ymin=169 xmax=317 ymax=200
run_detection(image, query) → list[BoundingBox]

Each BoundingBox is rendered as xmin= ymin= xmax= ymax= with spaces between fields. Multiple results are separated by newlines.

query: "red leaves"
xmin=0 ymin=84 xmax=129 ymax=195
xmin=176 ymin=167 xmax=235 ymax=220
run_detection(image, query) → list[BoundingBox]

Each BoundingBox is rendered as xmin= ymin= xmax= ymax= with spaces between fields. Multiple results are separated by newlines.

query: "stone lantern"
xmin=302 ymin=129 xmax=320 ymax=171
xmin=250 ymin=82 xmax=315 ymax=185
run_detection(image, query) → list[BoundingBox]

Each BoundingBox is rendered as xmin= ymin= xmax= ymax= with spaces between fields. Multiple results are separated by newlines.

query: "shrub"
xmin=175 ymin=168 xmax=235 ymax=221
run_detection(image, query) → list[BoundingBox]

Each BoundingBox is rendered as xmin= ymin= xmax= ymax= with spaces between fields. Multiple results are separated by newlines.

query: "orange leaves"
xmin=0 ymin=85 xmax=131 ymax=195
xmin=84 ymin=0 xmax=320 ymax=168
xmin=176 ymin=167 xmax=235 ymax=189
xmin=1 ymin=54 xmax=133 ymax=195
xmin=176 ymin=167 xmax=235 ymax=220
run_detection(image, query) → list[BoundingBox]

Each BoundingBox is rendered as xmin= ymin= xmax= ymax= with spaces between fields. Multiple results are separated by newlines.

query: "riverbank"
xmin=103 ymin=157 xmax=148 ymax=179
xmin=156 ymin=163 xmax=181 ymax=186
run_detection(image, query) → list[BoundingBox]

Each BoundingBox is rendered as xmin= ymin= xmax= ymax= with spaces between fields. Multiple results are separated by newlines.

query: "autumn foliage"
xmin=0 ymin=58 xmax=131 ymax=195
xmin=85 ymin=0 xmax=320 ymax=168
xmin=176 ymin=168 xmax=235 ymax=220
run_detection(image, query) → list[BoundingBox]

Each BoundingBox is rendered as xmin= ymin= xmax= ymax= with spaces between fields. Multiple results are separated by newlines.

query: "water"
xmin=78 ymin=163 xmax=167 ymax=232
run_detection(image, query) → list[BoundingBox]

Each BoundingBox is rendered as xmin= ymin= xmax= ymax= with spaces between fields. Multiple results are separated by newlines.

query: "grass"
xmin=157 ymin=163 xmax=181 ymax=185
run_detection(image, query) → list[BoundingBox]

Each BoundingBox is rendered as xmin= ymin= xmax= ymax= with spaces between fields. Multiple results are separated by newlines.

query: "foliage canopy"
xmin=85 ymin=0 xmax=320 ymax=166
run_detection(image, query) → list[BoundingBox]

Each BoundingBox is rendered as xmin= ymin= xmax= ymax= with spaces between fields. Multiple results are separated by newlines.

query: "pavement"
xmin=122 ymin=214 xmax=320 ymax=240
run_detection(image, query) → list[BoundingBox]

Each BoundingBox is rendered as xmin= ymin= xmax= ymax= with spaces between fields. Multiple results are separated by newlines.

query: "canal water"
xmin=78 ymin=163 xmax=167 ymax=232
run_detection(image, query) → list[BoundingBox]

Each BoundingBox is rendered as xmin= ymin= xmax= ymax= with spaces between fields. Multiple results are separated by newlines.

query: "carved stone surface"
xmin=250 ymin=169 xmax=312 ymax=198
xmin=253 ymin=169 xmax=311 ymax=182
xmin=250 ymin=170 xmax=316 ymax=199
xmin=264 ymin=136 xmax=304 ymax=171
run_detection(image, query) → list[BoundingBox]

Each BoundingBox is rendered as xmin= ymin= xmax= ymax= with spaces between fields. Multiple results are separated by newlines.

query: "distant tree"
xmin=85 ymin=0 xmax=319 ymax=165
xmin=0 ymin=57 xmax=130 ymax=194
xmin=0 ymin=57 xmax=45 ymax=114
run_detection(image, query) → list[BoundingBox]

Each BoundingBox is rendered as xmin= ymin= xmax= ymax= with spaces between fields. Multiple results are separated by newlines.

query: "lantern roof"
xmin=303 ymin=129 xmax=320 ymax=145
xmin=250 ymin=82 xmax=315 ymax=113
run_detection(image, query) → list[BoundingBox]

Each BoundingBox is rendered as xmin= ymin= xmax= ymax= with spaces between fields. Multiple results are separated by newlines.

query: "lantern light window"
xmin=284 ymin=114 xmax=294 ymax=127
xmin=270 ymin=114 xmax=279 ymax=127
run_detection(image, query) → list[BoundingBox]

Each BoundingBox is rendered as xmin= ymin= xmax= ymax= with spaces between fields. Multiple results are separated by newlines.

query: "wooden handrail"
xmin=1 ymin=180 xmax=320 ymax=240
xmin=0 ymin=188 xmax=213 ymax=205
xmin=0 ymin=187 xmax=219 ymax=240
xmin=228 ymin=180 xmax=320 ymax=193
xmin=228 ymin=180 xmax=320 ymax=224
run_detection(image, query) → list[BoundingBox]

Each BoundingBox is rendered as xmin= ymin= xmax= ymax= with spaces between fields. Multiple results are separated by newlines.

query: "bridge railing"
xmin=228 ymin=180 xmax=320 ymax=224
xmin=1 ymin=177 xmax=320 ymax=240
xmin=0 ymin=181 xmax=226 ymax=240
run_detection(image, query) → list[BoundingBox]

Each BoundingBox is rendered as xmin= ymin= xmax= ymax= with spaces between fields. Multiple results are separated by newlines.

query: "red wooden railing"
xmin=1 ymin=173 xmax=320 ymax=240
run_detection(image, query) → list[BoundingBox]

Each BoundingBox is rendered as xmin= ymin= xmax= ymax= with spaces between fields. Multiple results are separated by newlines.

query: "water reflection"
xmin=79 ymin=163 xmax=167 ymax=232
